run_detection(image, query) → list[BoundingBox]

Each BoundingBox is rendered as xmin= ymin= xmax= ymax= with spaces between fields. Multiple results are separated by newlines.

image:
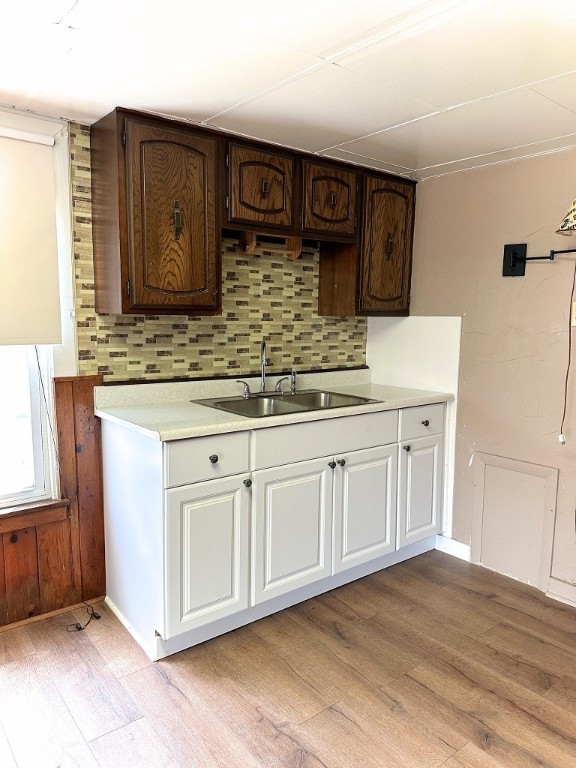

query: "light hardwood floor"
xmin=0 ymin=550 xmax=575 ymax=767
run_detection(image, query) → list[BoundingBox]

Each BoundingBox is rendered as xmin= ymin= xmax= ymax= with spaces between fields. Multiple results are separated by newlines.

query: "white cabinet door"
xmin=398 ymin=434 xmax=443 ymax=548
xmin=252 ymin=457 xmax=333 ymax=605
xmin=333 ymin=444 xmax=397 ymax=574
xmin=165 ymin=474 xmax=250 ymax=637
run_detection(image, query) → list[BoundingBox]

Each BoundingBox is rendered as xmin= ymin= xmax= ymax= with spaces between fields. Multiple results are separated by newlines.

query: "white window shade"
xmin=0 ymin=134 xmax=62 ymax=344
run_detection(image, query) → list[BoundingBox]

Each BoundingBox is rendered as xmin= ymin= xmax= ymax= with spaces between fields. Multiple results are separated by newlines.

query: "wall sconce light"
xmin=502 ymin=196 xmax=576 ymax=276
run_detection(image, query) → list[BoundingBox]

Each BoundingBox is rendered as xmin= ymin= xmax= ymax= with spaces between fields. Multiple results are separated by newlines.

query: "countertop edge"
xmin=95 ymin=385 xmax=454 ymax=442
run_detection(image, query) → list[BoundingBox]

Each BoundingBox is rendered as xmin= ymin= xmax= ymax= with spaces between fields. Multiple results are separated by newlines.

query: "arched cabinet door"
xmin=125 ymin=118 xmax=219 ymax=313
xmin=358 ymin=175 xmax=415 ymax=315
xmin=91 ymin=109 xmax=220 ymax=316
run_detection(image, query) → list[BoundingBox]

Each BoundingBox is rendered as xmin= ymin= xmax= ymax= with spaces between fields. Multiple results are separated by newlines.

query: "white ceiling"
xmin=3 ymin=0 xmax=576 ymax=179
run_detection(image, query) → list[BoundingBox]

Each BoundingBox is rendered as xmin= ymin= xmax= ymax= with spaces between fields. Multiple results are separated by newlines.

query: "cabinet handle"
xmin=385 ymin=233 xmax=394 ymax=260
xmin=337 ymin=458 xmax=346 ymax=466
xmin=421 ymin=419 xmax=430 ymax=427
xmin=261 ymin=179 xmax=270 ymax=199
xmin=209 ymin=454 xmax=218 ymax=464
xmin=328 ymin=461 xmax=336 ymax=469
xmin=403 ymin=445 xmax=411 ymax=452
xmin=329 ymin=191 xmax=337 ymax=210
xmin=173 ymin=200 xmax=183 ymax=241
xmin=243 ymin=478 xmax=252 ymax=488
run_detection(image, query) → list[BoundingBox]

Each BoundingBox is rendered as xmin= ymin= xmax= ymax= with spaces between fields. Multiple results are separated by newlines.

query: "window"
xmin=0 ymin=345 xmax=56 ymax=508
xmin=0 ymin=108 xmax=71 ymax=513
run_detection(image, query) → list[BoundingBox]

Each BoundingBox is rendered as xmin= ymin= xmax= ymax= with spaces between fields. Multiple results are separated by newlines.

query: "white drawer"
xmin=252 ymin=410 xmax=398 ymax=471
xmin=164 ymin=431 xmax=250 ymax=488
xmin=399 ymin=403 xmax=445 ymax=441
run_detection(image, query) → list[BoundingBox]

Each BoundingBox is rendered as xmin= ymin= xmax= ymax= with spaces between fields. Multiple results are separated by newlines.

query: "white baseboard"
xmin=547 ymin=577 xmax=576 ymax=608
xmin=435 ymin=534 xmax=471 ymax=561
xmin=434 ymin=540 xmax=576 ymax=610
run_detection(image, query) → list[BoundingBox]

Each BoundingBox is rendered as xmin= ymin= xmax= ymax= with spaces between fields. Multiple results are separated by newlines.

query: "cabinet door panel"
xmin=333 ymin=445 xmax=397 ymax=574
xmin=166 ymin=476 xmax=250 ymax=637
xmin=252 ymin=458 xmax=333 ymax=604
xmin=398 ymin=435 xmax=443 ymax=548
xmin=358 ymin=176 xmax=415 ymax=314
xmin=126 ymin=119 xmax=219 ymax=311
xmin=228 ymin=144 xmax=293 ymax=228
xmin=303 ymin=161 xmax=357 ymax=236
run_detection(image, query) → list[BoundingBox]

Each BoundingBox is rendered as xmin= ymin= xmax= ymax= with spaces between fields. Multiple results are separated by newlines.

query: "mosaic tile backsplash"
xmin=70 ymin=124 xmax=367 ymax=382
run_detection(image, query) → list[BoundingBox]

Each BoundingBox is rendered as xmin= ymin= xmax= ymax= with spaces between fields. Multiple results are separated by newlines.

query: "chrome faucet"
xmin=276 ymin=368 xmax=297 ymax=394
xmin=260 ymin=339 xmax=268 ymax=393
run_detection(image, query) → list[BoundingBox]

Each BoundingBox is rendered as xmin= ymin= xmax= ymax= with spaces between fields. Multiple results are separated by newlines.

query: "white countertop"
xmin=95 ymin=371 xmax=453 ymax=441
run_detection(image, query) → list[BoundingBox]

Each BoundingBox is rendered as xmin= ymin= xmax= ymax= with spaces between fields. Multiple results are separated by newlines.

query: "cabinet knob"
xmin=328 ymin=461 xmax=336 ymax=469
xmin=403 ymin=445 xmax=411 ymax=452
xmin=421 ymin=419 xmax=430 ymax=427
xmin=337 ymin=458 xmax=346 ymax=467
xmin=209 ymin=454 xmax=219 ymax=464
xmin=243 ymin=478 xmax=252 ymax=488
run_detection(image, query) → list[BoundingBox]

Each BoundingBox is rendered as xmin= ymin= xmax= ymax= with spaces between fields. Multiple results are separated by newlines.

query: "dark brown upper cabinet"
xmin=91 ymin=108 xmax=417 ymax=320
xmin=357 ymin=175 xmax=415 ymax=315
xmin=302 ymin=161 xmax=358 ymax=237
xmin=91 ymin=110 xmax=220 ymax=315
xmin=318 ymin=173 xmax=415 ymax=317
xmin=227 ymin=143 xmax=294 ymax=230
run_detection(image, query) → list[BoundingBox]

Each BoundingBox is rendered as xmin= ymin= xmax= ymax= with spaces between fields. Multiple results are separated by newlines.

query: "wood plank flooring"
xmin=0 ymin=550 xmax=575 ymax=767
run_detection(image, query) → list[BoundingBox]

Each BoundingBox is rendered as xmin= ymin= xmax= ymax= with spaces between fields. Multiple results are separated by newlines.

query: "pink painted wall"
xmin=411 ymin=150 xmax=576 ymax=586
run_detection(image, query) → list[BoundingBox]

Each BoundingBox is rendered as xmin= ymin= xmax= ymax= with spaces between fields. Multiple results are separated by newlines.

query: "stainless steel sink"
xmin=278 ymin=390 xmax=376 ymax=410
xmin=201 ymin=396 xmax=306 ymax=418
xmin=193 ymin=389 xmax=379 ymax=418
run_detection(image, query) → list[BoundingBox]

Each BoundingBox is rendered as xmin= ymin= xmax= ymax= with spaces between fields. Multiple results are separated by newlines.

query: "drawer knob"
xmin=337 ymin=458 xmax=346 ymax=467
xmin=209 ymin=454 xmax=219 ymax=464
xmin=243 ymin=478 xmax=252 ymax=488
xmin=328 ymin=461 xmax=336 ymax=469
xmin=403 ymin=445 xmax=411 ymax=452
xmin=421 ymin=419 xmax=430 ymax=427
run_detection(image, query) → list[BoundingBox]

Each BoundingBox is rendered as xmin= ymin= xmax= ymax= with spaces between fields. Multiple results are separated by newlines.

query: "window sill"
xmin=0 ymin=499 xmax=70 ymax=534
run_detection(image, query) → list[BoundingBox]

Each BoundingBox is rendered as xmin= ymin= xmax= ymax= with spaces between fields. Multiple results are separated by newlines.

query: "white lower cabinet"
xmin=165 ymin=474 xmax=251 ymax=637
xmin=398 ymin=433 xmax=443 ymax=548
xmin=252 ymin=444 xmax=398 ymax=604
xmin=333 ymin=444 xmax=398 ymax=574
xmin=101 ymin=400 xmax=447 ymax=659
xmin=252 ymin=458 xmax=333 ymax=604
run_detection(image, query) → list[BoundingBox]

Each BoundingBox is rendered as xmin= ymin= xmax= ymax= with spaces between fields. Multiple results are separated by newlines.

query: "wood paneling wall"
xmin=0 ymin=376 xmax=104 ymax=627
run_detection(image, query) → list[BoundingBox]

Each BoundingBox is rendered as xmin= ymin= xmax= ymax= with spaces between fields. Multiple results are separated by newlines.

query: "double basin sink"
xmin=194 ymin=389 xmax=378 ymax=418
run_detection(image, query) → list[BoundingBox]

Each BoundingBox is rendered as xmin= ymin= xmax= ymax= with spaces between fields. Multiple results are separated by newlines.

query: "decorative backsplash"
xmin=70 ymin=124 xmax=367 ymax=382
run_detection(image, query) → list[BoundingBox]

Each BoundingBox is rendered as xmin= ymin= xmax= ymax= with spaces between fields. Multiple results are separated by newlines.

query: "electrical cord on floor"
xmin=66 ymin=602 xmax=101 ymax=632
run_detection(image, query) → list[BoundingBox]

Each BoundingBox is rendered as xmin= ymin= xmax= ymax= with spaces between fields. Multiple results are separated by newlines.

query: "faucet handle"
xmin=275 ymin=376 xmax=289 ymax=393
xmin=236 ymin=380 xmax=252 ymax=398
